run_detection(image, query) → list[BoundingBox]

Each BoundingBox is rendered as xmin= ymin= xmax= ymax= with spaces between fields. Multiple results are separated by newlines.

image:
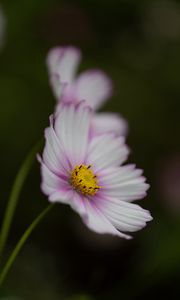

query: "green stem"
xmin=0 ymin=140 xmax=42 ymax=259
xmin=0 ymin=203 xmax=54 ymax=286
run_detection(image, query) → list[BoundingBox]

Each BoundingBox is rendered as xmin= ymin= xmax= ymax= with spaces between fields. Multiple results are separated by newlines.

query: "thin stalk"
xmin=0 ymin=140 xmax=42 ymax=259
xmin=0 ymin=203 xmax=54 ymax=286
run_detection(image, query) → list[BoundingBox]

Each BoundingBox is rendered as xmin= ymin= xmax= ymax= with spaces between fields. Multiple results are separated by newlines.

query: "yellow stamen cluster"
xmin=70 ymin=164 xmax=100 ymax=196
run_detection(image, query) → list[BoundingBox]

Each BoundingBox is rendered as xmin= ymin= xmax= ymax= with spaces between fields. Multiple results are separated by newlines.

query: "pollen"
xmin=70 ymin=164 xmax=100 ymax=196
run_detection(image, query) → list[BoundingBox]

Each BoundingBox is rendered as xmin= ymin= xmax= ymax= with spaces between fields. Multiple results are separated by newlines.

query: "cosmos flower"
xmin=46 ymin=46 xmax=128 ymax=136
xmin=39 ymin=101 xmax=152 ymax=239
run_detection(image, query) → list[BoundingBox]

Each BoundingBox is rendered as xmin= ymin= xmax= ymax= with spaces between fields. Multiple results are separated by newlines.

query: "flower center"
xmin=70 ymin=164 xmax=100 ymax=196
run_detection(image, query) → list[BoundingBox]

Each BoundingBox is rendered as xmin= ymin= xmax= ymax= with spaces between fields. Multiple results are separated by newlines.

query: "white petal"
xmin=86 ymin=134 xmax=129 ymax=172
xmin=49 ymin=73 xmax=67 ymax=100
xmin=96 ymin=196 xmax=152 ymax=233
xmin=65 ymin=69 xmax=113 ymax=110
xmin=99 ymin=165 xmax=149 ymax=202
xmin=49 ymin=187 xmax=73 ymax=203
xmin=46 ymin=46 xmax=81 ymax=83
xmin=69 ymin=191 xmax=87 ymax=217
xmin=90 ymin=112 xmax=128 ymax=137
xmin=43 ymin=125 xmax=71 ymax=174
xmin=83 ymin=199 xmax=131 ymax=239
xmin=50 ymin=189 xmax=87 ymax=218
xmin=55 ymin=102 xmax=91 ymax=167
xmin=40 ymin=162 xmax=68 ymax=196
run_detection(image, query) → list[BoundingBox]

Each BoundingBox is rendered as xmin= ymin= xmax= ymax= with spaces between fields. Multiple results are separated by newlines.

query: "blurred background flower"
xmin=0 ymin=0 xmax=180 ymax=299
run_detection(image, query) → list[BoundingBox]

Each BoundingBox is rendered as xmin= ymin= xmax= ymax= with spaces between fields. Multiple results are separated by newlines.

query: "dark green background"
xmin=1 ymin=0 xmax=180 ymax=299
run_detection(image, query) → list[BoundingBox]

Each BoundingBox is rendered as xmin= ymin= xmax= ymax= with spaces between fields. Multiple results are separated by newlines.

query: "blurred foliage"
xmin=0 ymin=0 xmax=180 ymax=299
